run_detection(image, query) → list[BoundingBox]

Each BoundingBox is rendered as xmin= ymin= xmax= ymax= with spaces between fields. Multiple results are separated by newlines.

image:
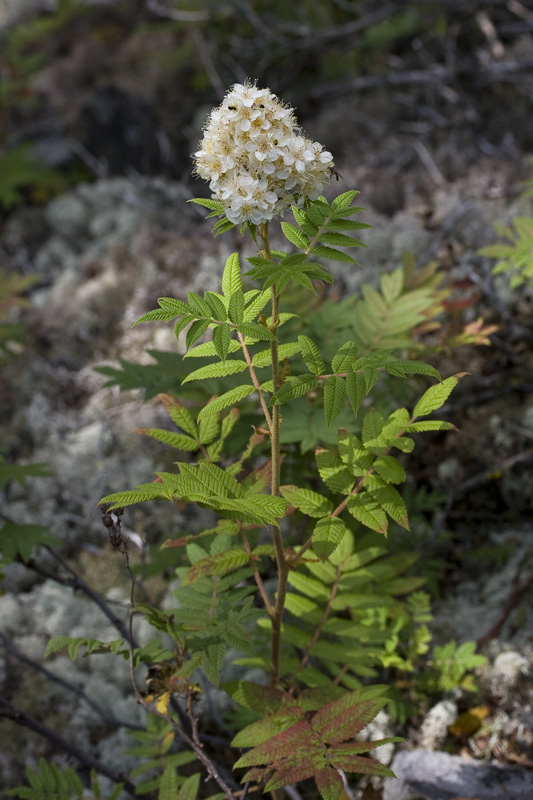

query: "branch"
xmin=477 ymin=566 xmax=533 ymax=648
xmin=146 ymin=0 xmax=210 ymax=22
xmin=0 ymin=698 xmax=138 ymax=798
xmin=43 ymin=545 xmax=138 ymax=648
xmin=0 ymin=633 xmax=142 ymax=731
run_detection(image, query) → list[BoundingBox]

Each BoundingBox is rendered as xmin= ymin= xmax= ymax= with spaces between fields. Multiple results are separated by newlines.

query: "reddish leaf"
xmin=232 ymin=707 xmax=303 ymax=748
xmin=328 ymin=753 xmax=395 ymax=778
xmin=297 ymin=685 xmax=346 ymax=712
xmin=312 ymin=696 xmax=388 ymax=744
xmin=330 ymin=737 xmax=402 ymax=755
xmin=265 ymin=762 xmax=320 ymax=792
xmin=227 ymin=680 xmax=288 ymax=713
xmin=234 ymin=721 xmax=315 ymax=768
xmin=314 ymin=767 xmax=344 ymax=800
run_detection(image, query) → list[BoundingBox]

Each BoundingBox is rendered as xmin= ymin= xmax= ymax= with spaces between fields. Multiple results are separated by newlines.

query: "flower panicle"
xmin=193 ymin=81 xmax=334 ymax=226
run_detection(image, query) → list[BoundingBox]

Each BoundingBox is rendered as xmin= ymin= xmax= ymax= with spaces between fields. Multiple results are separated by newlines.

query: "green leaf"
xmin=315 ymin=448 xmax=354 ymax=495
xmin=337 ymin=429 xmax=373 ymax=476
xmin=393 ymin=436 xmax=415 ymax=453
xmin=281 ymin=222 xmax=310 ymax=249
xmin=373 ymin=485 xmax=410 ymax=530
xmin=362 ymin=409 xmax=384 ymax=444
xmin=310 ymin=245 xmax=358 ymax=263
xmin=184 ymin=338 xmax=241 ymax=359
xmin=159 ymin=765 xmax=178 ymax=800
xmin=209 ymin=496 xmax=288 ymax=525
xmin=222 ymin=253 xmax=242 ymax=298
xmin=181 ymin=359 xmax=247 ymax=384
xmin=177 ymin=773 xmax=200 ymax=800
xmin=252 ymin=341 xmax=301 ymax=368
xmin=0 ymin=522 xmax=59 ymax=563
xmin=243 ymin=289 xmax=270 ymax=321
xmin=287 ymin=571 xmax=331 ymax=599
xmin=324 ymin=376 xmax=346 ymax=427
xmin=298 ymin=335 xmax=326 ymax=375
xmin=99 ymin=483 xmax=169 ymax=509
xmin=182 ymin=549 xmax=250 ymax=585
xmin=363 ymin=367 xmax=380 ymax=394
xmin=205 ymin=292 xmax=227 ymax=321
xmin=271 ymin=375 xmax=318 ymax=406
xmin=228 ymin=290 xmax=245 ymax=324
xmin=158 ymin=394 xmax=197 ymax=437
xmin=134 ymin=308 xmax=178 ymax=325
xmin=187 ymin=291 xmax=212 ymax=317
xmin=347 ymin=495 xmax=388 ymax=535
xmin=313 ymin=517 xmax=347 ymax=561
xmin=189 ymin=197 xmax=225 ymax=213
xmin=280 ymin=485 xmax=333 ymax=517
xmin=237 ymin=321 xmax=275 ymax=341
xmin=135 ymin=428 xmax=199 ymax=451
xmin=384 ymin=360 xmax=441 ymax=380
xmin=331 ymin=190 xmax=360 ymax=208
xmin=0 ymin=460 xmax=50 ymax=490
xmin=212 ymin=323 xmax=232 ymax=361
xmin=197 ymin=385 xmax=255 ymax=420
xmin=373 ymin=455 xmax=406 ymax=484
xmin=186 ymin=319 xmax=210 ymax=350
xmin=213 ymin=217 xmax=236 ymax=235
xmin=405 ymin=420 xmax=456 ymax=432
xmin=157 ymin=297 xmax=191 ymax=316
xmin=412 ymin=375 xmax=459 ymax=418
xmin=346 ymin=371 xmax=366 ymax=416
xmin=331 ymin=341 xmax=358 ymax=374
xmin=319 ymin=232 xmax=361 ymax=247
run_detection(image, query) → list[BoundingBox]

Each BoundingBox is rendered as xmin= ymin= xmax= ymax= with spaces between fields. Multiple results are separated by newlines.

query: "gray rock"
xmin=383 ymin=749 xmax=533 ymax=800
xmin=45 ymin=193 xmax=90 ymax=243
xmin=419 ymin=699 xmax=457 ymax=749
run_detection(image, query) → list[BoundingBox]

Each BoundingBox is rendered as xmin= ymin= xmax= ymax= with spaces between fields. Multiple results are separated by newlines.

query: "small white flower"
xmin=193 ymin=81 xmax=334 ymax=225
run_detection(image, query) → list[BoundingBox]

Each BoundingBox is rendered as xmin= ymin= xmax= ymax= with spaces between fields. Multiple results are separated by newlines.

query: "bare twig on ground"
xmin=477 ymin=566 xmax=533 ymax=647
xmin=0 ymin=698 xmax=139 ymax=798
xmin=0 ymin=632 xmax=142 ymax=730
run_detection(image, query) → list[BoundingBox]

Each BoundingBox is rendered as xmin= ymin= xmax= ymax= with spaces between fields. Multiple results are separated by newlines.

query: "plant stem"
xmin=237 ymin=330 xmax=273 ymax=432
xmin=258 ymin=222 xmax=289 ymax=687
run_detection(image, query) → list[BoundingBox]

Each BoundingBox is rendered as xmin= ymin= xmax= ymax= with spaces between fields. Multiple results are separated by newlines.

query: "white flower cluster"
xmin=193 ymin=82 xmax=334 ymax=225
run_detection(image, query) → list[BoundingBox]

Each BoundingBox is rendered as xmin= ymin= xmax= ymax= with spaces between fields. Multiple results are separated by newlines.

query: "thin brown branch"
xmin=146 ymin=0 xmax=210 ymax=22
xmin=0 ymin=698 xmax=138 ymax=798
xmin=237 ymin=330 xmax=273 ymax=432
xmin=43 ymin=545 xmax=137 ymax=647
xmin=241 ymin=528 xmax=273 ymax=615
xmin=0 ymin=632 xmax=141 ymax=730
xmin=125 ymin=552 xmax=236 ymax=799
xmin=477 ymin=566 xmax=533 ymax=648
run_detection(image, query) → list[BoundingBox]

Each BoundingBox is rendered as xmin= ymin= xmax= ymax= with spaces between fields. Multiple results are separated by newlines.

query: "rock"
xmin=492 ymin=651 xmax=529 ymax=690
xmin=383 ymin=749 xmax=533 ymax=800
xmin=359 ymin=709 xmax=396 ymax=765
xmin=419 ymin=699 xmax=458 ymax=749
xmin=45 ymin=193 xmax=90 ymax=243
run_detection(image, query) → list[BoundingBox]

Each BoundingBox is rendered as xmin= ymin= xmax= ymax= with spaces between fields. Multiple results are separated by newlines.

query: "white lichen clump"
xmin=193 ymin=82 xmax=334 ymax=225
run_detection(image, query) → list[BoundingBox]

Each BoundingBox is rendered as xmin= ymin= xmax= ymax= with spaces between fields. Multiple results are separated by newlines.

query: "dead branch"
xmin=0 ymin=698 xmax=138 ymax=798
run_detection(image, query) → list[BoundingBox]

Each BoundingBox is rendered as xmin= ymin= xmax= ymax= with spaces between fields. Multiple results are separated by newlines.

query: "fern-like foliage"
xmin=227 ymin=682 xmax=401 ymax=800
xmin=479 ymin=216 xmax=533 ymax=288
xmin=126 ymin=714 xmax=199 ymax=798
xmin=0 ymin=456 xmax=59 ymax=565
xmin=5 ymin=760 xmax=122 ymax=800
